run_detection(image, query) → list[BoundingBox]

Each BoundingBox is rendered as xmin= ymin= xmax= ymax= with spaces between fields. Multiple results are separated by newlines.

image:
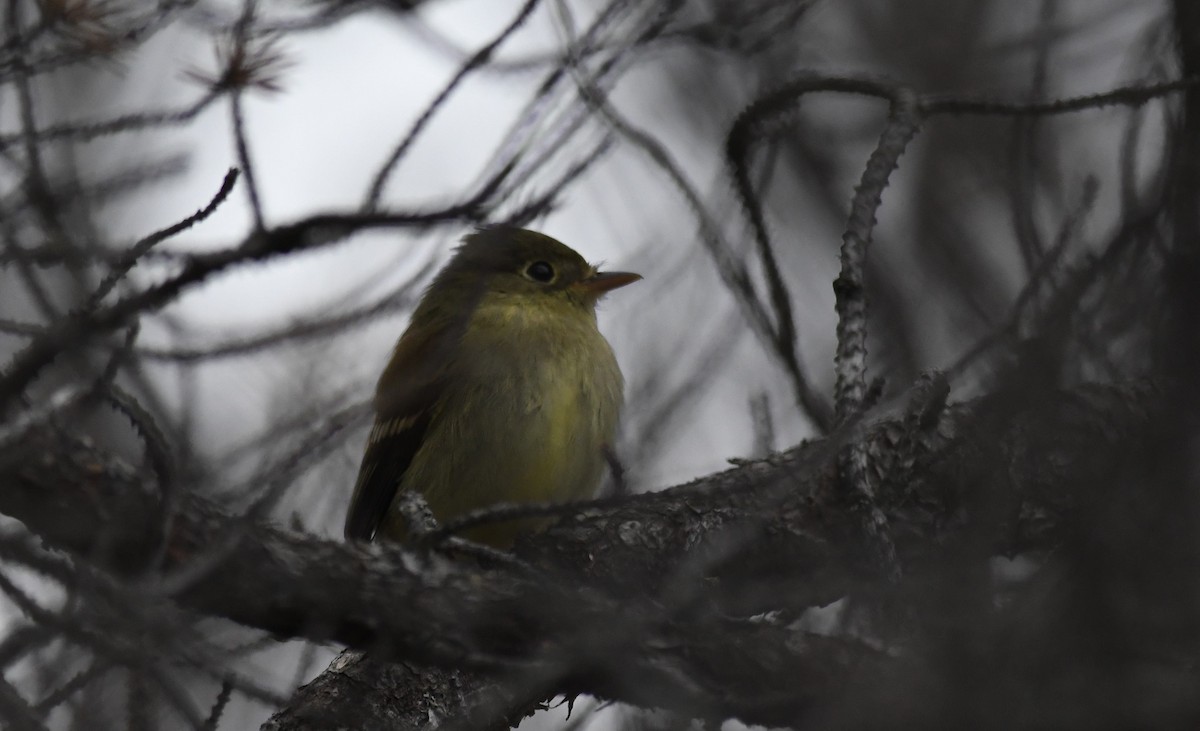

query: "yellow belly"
xmin=381 ymin=301 xmax=623 ymax=547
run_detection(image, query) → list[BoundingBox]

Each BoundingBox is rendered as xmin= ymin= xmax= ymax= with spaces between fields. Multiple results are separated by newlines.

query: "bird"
xmin=344 ymin=226 xmax=640 ymax=547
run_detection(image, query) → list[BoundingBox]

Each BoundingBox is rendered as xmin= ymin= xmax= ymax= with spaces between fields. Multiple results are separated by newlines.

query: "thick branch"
xmin=0 ymin=379 xmax=1161 ymax=727
xmin=0 ymin=429 xmax=894 ymax=728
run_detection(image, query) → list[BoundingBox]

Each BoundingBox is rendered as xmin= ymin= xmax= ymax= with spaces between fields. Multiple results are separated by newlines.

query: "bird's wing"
xmin=344 ymin=322 xmax=452 ymax=541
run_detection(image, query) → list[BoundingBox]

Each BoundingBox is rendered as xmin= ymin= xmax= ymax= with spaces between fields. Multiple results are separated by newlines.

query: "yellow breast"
xmin=390 ymin=293 xmax=624 ymax=546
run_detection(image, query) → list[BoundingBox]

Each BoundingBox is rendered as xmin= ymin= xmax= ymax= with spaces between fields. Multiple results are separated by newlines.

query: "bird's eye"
xmin=525 ymin=261 xmax=555 ymax=282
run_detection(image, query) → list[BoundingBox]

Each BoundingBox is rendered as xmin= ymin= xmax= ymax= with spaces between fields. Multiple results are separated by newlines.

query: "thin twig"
xmin=89 ymin=168 xmax=240 ymax=305
xmin=0 ymin=201 xmax=488 ymax=407
xmin=0 ymin=92 xmax=221 ymax=147
xmin=200 ymin=678 xmax=233 ymax=731
xmin=832 ymin=89 xmax=921 ymax=421
xmin=728 ymin=78 xmax=909 ymax=428
xmin=130 ymin=264 xmax=428 ymax=362
xmin=33 ymin=661 xmax=109 ymax=716
xmin=921 ymin=75 xmax=1200 ymax=117
xmin=364 ymin=0 xmax=543 ymax=209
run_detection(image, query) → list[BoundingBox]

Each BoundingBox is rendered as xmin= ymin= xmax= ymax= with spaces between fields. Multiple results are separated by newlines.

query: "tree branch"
xmin=0 ymin=379 xmax=1163 ymax=727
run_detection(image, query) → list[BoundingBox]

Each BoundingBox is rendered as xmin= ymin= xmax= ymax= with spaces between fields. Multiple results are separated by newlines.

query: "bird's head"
xmin=438 ymin=226 xmax=642 ymax=310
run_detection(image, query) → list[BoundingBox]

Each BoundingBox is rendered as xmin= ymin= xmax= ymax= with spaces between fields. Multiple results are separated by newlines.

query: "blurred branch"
xmin=364 ymin=0 xmax=542 ymax=209
xmin=0 ymin=174 xmax=508 ymax=407
xmin=0 ymin=673 xmax=47 ymax=731
xmin=729 ymin=71 xmax=1198 ymax=420
xmin=0 ymin=92 xmax=221 ymax=147
xmin=129 ymin=269 xmax=429 ymax=363
xmin=922 ymin=75 xmax=1200 ymax=117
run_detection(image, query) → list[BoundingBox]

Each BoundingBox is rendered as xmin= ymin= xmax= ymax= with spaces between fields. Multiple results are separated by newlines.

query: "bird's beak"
xmin=575 ymin=270 xmax=642 ymax=295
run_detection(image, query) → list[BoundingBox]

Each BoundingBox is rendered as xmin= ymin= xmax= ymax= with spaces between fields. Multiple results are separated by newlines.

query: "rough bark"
xmin=0 ymin=379 xmax=1164 ymax=728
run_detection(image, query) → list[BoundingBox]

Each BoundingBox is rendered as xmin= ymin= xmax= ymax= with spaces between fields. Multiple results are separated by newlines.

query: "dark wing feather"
xmin=343 ymin=323 xmax=450 ymax=542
